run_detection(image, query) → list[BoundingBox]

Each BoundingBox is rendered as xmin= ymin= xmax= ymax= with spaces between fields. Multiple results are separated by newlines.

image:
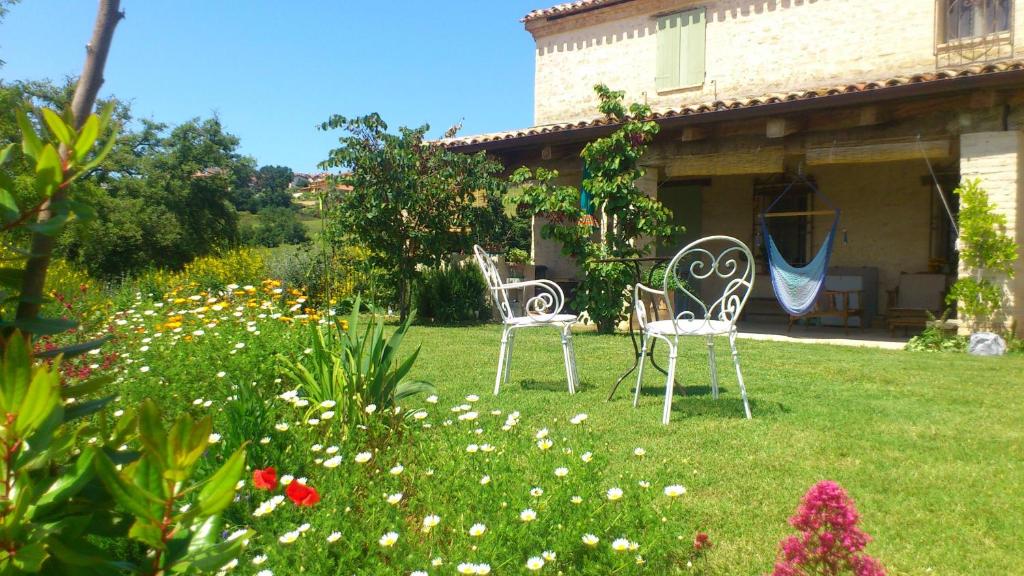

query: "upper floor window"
xmin=942 ymin=0 xmax=1011 ymax=43
xmin=655 ymin=8 xmax=706 ymax=92
xmin=936 ymin=0 xmax=1013 ymax=66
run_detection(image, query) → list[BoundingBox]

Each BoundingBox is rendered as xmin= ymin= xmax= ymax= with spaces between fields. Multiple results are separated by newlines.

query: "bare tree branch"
xmin=15 ymin=0 xmax=123 ymax=326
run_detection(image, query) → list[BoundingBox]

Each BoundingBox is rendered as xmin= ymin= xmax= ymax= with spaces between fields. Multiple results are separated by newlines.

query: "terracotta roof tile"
xmin=522 ymin=0 xmax=628 ymax=23
xmin=441 ymin=60 xmax=1024 ymax=149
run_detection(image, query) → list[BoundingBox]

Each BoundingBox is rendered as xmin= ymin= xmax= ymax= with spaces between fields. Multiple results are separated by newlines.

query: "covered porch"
xmin=446 ymin=63 xmax=1024 ymax=337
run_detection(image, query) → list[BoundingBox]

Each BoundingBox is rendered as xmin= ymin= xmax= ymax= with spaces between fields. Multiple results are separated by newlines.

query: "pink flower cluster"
xmin=772 ymin=481 xmax=885 ymax=576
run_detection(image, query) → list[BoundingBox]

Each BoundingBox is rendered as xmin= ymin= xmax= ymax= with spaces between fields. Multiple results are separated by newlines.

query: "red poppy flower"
xmin=252 ymin=466 xmax=277 ymax=491
xmin=694 ymin=532 xmax=712 ymax=551
xmin=285 ymin=481 xmax=320 ymax=507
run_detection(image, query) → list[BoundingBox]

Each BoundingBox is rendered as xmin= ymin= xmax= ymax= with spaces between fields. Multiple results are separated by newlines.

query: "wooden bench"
xmin=788 ymin=289 xmax=864 ymax=335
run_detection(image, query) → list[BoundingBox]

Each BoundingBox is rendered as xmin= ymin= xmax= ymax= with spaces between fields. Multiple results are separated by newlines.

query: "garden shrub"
xmin=277 ymin=299 xmax=435 ymax=440
xmin=415 ymin=261 xmax=490 ymax=323
xmin=772 ymin=481 xmax=885 ymax=576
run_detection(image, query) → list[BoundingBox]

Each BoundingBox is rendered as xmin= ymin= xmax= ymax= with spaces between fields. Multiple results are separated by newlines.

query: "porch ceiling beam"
xmin=680 ymin=126 xmax=710 ymax=142
xmin=805 ymin=139 xmax=951 ymax=166
xmin=766 ymin=117 xmax=802 ymax=139
xmin=665 ymin=146 xmax=785 ymax=177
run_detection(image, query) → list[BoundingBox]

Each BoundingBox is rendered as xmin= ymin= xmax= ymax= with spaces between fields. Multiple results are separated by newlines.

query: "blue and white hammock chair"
xmin=759 ymin=175 xmax=841 ymax=316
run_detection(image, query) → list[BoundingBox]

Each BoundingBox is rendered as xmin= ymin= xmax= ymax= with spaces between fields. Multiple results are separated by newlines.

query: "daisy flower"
xmin=664 ymin=485 xmax=687 ymax=497
xmin=378 ymin=531 xmax=399 ymax=547
xmin=526 ymin=557 xmax=544 ymax=571
xmin=607 ymin=487 xmax=624 ymax=501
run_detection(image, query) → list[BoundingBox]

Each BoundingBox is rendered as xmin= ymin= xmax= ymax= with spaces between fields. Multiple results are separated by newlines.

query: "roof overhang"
xmin=444 ymin=62 xmax=1024 ymax=154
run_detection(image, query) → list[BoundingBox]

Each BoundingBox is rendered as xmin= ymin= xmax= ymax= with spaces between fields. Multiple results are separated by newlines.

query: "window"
xmin=936 ymin=0 xmax=1013 ymax=66
xmin=655 ymin=8 xmax=706 ymax=92
xmin=942 ymin=0 xmax=1011 ymax=43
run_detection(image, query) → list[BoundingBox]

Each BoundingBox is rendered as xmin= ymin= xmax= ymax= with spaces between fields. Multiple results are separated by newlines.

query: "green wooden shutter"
xmin=655 ymin=13 xmax=681 ymax=91
xmin=656 ymin=8 xmax=706 ymax=91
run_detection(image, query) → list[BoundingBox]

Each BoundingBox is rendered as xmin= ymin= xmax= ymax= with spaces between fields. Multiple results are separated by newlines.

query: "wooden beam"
xmin=806 ymin=139 xmax=951 ymax=165
xmin=766 ymin=117 xmax=801 ymax=139
xmin=680 ymin=126 xmax=709 ymax=142
xmin=665 ymin=147 xmax=784 ymax=177
xmin=857 ymin=106 xmax=885 ymax=126
xmin=763 ymin=209 xmax=836 ymax=219
xmin=541 ymin=145 xmax=553 ymax=160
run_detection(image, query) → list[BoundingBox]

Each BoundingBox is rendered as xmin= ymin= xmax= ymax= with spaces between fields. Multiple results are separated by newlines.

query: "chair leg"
xmin=730 ymin=333 xmax=752 ymax=419
xmin=706 ymin=335 xmax=719 ymax=400
xmin=561 ymin=325 xmax=577 ymax=394
xmin=494 ymin=327 xmax=510 ymax=396
xmin=566 ymin=328 xmax=579 ymax=393
xmin=662 ymin=341 xmax=678 ymax=425
xmin=503 ymin=331 xmax=516 ymax=385
xmin=633 ymin=335 xmax=649 ymax=408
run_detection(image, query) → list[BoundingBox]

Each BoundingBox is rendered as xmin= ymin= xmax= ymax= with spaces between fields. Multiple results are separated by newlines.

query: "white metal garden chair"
xmin=632 ymin=236 xmax=754 ymax=424
xmin=473 ymin=245 xmax=579 ymax=395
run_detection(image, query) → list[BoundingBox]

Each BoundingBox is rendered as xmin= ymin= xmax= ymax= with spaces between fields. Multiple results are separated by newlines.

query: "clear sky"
xmin=1 ymin=0 xmax=544 ymax=172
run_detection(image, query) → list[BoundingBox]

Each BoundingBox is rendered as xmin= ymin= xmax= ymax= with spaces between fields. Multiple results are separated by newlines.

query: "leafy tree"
xmin=318 ymin=113 xmax=504 ymax=320
xmin=946 ymin=178 xmax=1018 ymax=330
xmin=241 ymin=206 xmax=309 ymax=248
xmin=511 ymin=85 xmax=678 ymax=333
xmin=59 ymin=116 xmax=246 ymax=276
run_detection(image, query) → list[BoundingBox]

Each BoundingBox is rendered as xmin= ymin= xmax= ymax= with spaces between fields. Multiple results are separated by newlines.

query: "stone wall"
xmin=959 ymin=131 xmax=1024 ymax=334
xmin=529 ymin=0 xmax=1013 ymax=125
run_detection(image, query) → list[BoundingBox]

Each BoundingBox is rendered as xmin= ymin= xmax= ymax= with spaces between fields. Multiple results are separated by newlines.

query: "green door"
xmin=657 ymin=183 xmax=703 ymax=258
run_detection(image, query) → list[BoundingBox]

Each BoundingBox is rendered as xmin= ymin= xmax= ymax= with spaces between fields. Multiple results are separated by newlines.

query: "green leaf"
xmin=171 ymin=519 xmax=250 ymax=574
xmin=0 ymin=316 xmax=77 ymax=336
xmin=128 ymin=518 xmax=165 ymax=550
xmin=0 ymin=142 xmax=13 ymax=166
xmin=79 ymin=127 xmax=118 ymax=175
xmin=73 ymin=114 xmax=99 ymax=163
xmin=35 ymin=336 xmax=110 ymax=360
xmin=34 ymin=143 xmax=62 ymax=197
xmin=137 ymin=400 xmax=168 ymax=470
xmin=36 ymin=449 xmax=96 ymax=507
xmin=45 ymin=536 xmax=111 ymax=567
xmin=394 ymin=379 xmax=436 ymax=403
xmin=63 ymin=395 xmax=114 ymax=423
xmin=0 ymin=189 xmax=18 ymax=221
xmin=11 ymin=542 xmax=47 ymax=572
xmin=15 ymin=365 xmax=60 ymax=436
xmin=196 ymin=445 xmax=246 ymax=516
xmin=91 ymin=447 xmax=161 ymax=523
xmin=25 ymin=208 xmax=69 ymax=236
xmin=42 ymin=108 xmax=74 ymax=147
xmin=16 ymin=110 xmax=43 ymax=160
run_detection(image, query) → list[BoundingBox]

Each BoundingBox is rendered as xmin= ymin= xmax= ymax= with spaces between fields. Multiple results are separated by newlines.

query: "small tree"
xmin=511 ymin=85 xmax=677 ymax=333
xmin=318 ymin=114 xmax=503 ymax=320
xmin=946 ymin=178 xmax=1018 ymax=331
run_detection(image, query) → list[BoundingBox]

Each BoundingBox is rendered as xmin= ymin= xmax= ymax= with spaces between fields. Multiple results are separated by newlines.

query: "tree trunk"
xmin=15 ymin=0 xmax=123 ymax=328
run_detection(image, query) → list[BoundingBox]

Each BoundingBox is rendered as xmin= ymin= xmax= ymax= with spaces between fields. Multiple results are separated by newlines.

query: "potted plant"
xmin=505 ymin=247 xmax=532 ymax=282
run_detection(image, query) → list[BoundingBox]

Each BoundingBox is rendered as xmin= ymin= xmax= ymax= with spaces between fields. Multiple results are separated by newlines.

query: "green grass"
xmin=401 ymin=324 xmax=1024 ymax=575
xmin=99 ymin=283 xmax=1023 ymax=575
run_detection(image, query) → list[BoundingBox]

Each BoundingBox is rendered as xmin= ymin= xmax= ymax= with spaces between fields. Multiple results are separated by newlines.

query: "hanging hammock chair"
xmin=759 ymin=175 xmax=841 ymax=316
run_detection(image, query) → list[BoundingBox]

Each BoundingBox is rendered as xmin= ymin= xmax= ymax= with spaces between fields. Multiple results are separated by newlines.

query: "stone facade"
xmin=529 ymin=0 xmax=1022 ymax=126
xmin=959 ymin=131 xmax=1024 ymax=332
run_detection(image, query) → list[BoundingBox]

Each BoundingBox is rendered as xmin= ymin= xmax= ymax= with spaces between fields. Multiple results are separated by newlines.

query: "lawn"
xmin=97 ymin=284 xmax=1023 ymax=575
xmin=403 ymin=324 xmax=1024 ymax=575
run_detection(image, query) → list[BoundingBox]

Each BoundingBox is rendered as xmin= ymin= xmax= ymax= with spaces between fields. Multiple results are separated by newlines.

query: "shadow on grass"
xmin=629 ymin=386 xmax=786 ymax=419
xmin=517 ymin=378 xmax=594 ymax=393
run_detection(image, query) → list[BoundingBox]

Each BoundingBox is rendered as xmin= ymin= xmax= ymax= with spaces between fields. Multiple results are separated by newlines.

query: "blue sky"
xmin=1 ymin=1 xmax=543 ymax=172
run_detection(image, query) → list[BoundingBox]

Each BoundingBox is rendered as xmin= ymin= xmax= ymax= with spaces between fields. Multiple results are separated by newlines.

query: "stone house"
xmin=445 ymin=0 xmax=1024 ymax=334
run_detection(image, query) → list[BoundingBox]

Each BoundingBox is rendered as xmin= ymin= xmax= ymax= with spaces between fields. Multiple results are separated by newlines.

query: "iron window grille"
xmin=936 ymin=0 xmax=1014 ymax=67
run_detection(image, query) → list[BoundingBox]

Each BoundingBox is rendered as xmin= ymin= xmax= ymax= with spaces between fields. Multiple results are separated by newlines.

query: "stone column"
xmin=959 ymin=131 xmax=1024 ymax=336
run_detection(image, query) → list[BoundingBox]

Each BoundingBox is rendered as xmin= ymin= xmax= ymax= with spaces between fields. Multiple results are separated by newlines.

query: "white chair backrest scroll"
xmin=663 ymin=236 xmax=755 ymax=334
